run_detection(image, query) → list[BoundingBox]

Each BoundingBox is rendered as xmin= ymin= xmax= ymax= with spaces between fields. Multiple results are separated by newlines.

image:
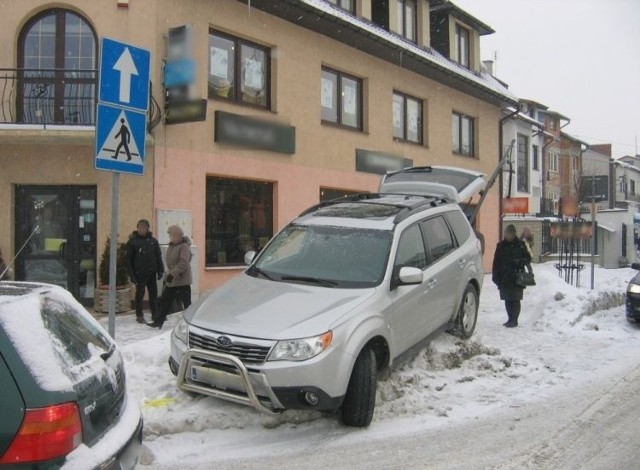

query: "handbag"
xmin=515 ymin=262 xmax=536 ymax=287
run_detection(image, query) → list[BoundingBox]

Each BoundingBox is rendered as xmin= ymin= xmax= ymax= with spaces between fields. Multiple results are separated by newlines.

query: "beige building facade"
xmin=0 ymin=0 xmax=517 ymax=302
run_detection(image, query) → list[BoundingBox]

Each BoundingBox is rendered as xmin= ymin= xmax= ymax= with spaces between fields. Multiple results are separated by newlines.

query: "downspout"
xmin=499 ymin=105 xmax=521 ymax=237
xmin=541 ymin=135 xmax=555 ymax=213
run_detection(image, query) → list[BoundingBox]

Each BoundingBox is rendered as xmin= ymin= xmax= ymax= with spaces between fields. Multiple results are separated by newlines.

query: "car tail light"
xmin=0 ymin=402 xmax=82 ymax=464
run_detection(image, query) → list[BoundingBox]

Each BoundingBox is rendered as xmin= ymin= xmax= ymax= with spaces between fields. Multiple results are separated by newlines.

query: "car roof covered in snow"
xmin=0 ymin=282 xmax=57 ymax=304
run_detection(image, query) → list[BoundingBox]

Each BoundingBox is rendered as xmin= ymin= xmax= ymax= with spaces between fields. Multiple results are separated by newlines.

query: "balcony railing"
xmin=0 ymin=68 xmax=97 ymax=125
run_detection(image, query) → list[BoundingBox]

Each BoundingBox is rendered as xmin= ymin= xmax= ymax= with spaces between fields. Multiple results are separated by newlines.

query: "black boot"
xmin=136 ymin=315 xmax=145 ymax=324
xmin=146 ymin=318 xmax=164 ymax=329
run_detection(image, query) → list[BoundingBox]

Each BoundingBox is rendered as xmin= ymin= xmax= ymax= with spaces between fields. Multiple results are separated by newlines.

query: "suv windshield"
xmin=249 ymin=224 xmax=392 ymax=288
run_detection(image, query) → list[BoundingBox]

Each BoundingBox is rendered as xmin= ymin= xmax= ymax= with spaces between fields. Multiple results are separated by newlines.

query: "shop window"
xmin=452 ymin=112 xmax=475 ymax=156
xmin=208 ymin=30 xmax=270 ymax=108
xmin=326 ymin=0 xmax=355 ymax=13
xmin=205 ymin=177 xmax=273 ymax=266
xmin=321 ymin=67 xmax=363 ymax=130
xmin=393 ymin=91 xmax=423 ymax=144
xmin=455 ymin=24 xmax=470 ymax=68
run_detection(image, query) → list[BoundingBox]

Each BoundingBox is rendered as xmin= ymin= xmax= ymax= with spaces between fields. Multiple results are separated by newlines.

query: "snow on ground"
xmin=98 ymin=263 xmax=640 ymax=468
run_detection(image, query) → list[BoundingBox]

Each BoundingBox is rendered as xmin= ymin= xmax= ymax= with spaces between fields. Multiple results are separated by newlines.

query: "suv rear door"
xmin=379 ymin=166 xmax=486 ymax=202
xmin=0 ymin=354 xmax=24 ymax=458
xmin=420 ymin=215 xmax=461 ymax=328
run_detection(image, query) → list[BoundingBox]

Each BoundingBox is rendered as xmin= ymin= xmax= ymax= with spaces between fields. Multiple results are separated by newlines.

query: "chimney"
xmin=590 ymin=143 xmax=612 ymax=157
xmin=482 ymin=60 xmax=494 ymax=76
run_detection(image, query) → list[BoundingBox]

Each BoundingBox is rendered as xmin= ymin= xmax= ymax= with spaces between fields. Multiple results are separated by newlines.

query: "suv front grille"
xmin=189 ymin=331 xmax=272 ymax=364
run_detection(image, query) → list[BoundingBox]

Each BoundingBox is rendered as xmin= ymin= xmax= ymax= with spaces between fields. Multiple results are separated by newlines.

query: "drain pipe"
xmin=498 ymin=105 xmax=521 ymax=237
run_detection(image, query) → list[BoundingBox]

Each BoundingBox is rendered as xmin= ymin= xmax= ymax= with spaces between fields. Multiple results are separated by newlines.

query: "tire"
xmin=341 ymin=348 xmax=377 ymax=427
xmin=452 ymin=284 xmax=479 ymax=339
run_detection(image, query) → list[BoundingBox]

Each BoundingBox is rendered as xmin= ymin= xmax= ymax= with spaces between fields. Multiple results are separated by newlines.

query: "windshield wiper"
xmin=100 ymin=343 xmax=116 ymax=361
xmin=247 ymin=266 xmax=276 ymax=281
xmin=280 ymin=275 xmax=338 ymax=288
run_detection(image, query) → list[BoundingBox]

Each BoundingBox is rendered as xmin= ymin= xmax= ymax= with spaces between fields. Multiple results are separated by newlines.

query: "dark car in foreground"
xmin=626 ymin=263 xmax=640 ymax=322
xmin=0 ymin=282 xmax=142 ymax=469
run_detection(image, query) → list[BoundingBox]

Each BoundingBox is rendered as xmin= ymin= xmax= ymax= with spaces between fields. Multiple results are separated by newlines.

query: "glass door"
xmin=15 ymin=186 xmax=97 ymax=306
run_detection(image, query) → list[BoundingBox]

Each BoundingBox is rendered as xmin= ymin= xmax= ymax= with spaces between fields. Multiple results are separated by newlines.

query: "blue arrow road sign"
xmin=99 ymin=37 xmax=150 ymax=112
xmin=95 ymin=103 xmax=147 ymax=175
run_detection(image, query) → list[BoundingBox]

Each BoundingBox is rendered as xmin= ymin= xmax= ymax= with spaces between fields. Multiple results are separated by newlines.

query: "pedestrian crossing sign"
xmin=95 ymin=103 xmax=147 ymax=175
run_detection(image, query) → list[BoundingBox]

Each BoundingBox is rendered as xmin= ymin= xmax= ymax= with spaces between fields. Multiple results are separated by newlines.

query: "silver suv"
xmin=170 ymin=167 xmax=484 ymax=427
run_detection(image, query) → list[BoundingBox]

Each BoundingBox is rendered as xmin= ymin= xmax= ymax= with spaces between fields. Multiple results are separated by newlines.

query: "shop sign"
xmin=214 ymin=111 xmax=296 ymax=154
xmin=355 ymin=149 xmax=413 ymax=175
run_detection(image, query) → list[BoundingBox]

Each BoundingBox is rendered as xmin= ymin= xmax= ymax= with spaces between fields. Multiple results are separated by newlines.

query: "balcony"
xmin=0 ymin=68 xmax=97 ymax=126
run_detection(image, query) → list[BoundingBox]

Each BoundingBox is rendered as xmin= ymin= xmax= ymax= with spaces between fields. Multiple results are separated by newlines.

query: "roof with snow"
xmin=240 ymin=0 xmax=518 ymax=107
xmin=430 ymin=0 xmax=495 ymax=36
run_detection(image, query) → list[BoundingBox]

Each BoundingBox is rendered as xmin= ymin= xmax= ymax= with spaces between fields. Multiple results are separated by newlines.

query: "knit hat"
xmin=505 ymin=224 xmax=517 ymax=236
xmin=137 ymin=219 xmax=150 ymax=228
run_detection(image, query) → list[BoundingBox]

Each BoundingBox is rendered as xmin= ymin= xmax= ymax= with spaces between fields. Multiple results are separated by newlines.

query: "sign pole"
xmin=108 ymin=172 xmax=120 ymax=338
xmin=590 ymin=174 xmax=596 ymax=290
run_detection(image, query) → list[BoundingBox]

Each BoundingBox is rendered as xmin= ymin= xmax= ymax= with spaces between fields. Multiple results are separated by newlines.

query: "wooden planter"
xmin=94 ymin=285 xmax=132 ymax=314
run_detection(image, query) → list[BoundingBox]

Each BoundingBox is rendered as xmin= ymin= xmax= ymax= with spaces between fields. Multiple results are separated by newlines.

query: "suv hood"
xmin=187 ymin=273 xmax=375 ymax=340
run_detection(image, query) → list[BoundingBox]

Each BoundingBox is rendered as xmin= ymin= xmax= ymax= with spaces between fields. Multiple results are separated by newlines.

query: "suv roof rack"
xmin=299 ymin=193 xmax=452 ymax=224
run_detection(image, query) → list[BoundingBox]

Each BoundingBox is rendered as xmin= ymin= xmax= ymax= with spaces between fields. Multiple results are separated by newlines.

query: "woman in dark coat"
xmin=492 ymin=224 xmax=532 ymax=328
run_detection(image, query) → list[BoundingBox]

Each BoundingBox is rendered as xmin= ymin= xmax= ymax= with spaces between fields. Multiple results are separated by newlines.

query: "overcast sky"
xmin=454 ymin=0 xmax=640 ymax=158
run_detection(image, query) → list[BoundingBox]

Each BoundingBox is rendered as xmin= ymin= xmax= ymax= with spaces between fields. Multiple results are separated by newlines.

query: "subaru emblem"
xmin=217 ymin=336 xmax=232 ymax=347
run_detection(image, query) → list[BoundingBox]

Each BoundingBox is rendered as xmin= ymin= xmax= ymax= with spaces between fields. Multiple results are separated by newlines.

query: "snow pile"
xmin=98 ymin=263 xmax=638 ymax=468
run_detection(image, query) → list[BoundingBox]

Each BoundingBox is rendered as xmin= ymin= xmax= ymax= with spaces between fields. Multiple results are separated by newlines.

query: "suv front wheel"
xmin=341 ymin=348 xmax=377 ymax=427
xmin=451 ymin=284 xmax=479 ymax=339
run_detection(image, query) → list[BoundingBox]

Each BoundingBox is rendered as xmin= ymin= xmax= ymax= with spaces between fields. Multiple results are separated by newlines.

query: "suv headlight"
xmin=628 ymin=283 xmax=640 ymax=294
xmin=268 ymin=331 xmax=333 ymax=362
xmin=173 ymin=317 xmax=189 ymax=344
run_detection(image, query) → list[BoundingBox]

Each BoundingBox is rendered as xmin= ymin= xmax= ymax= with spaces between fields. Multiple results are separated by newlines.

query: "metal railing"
xmin=0 ymin=68 xmax=97 ymax=125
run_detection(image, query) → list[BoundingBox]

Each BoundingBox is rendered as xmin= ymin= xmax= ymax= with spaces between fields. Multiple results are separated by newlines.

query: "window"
xmin=392 ymin=92 xmax=423 ymax=144
xmin=452 ymin=112 xmax=475 ymax=156
xmin=421 ymin=216 xmax=456 ymax=263
xmin=205 ymin=177 xmax=274 ymax=266
xmin=517 ymin=134 xmax=530 ymax=193
xmin=396 ymin=0 xmax=417 ymax=43
xmin=444 ymin=210 xmax=471 ymax=246
xmin=532 ymin=145 xmax=539 ymax=170
xmin=549 ymin=152 xmax=559 ymax=172
xmin=631 ymin=180 xmax=636 ymax=195
xmin=208 ymin=30 xmax=270 ymax=108
xmin=18 ymin=9 xmax=97 ymax=124
xmin=619 ymin=179 xmax=627 ymax=193
xmin=326 ymin=0 xmax=354 ymax=13
xmin=395 ymin=225 xmax=427 ymax=270
xmin=321 ymin=67 xmax=363 ymax=130
xmin=548 ymin=118 xmax=556 ymax=130
xmin=455 ymin=24 xmax=470 ymax=68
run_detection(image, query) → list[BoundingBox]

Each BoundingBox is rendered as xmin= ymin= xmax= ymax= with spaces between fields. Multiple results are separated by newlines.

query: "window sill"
xmin=209 ymin=95 xmax=273 ymax=113
xmin=452 ymin=151 xmax=477 ymax=158
xmin=321 ymin=120 xmax=365 ymax=133
xmin=393 ymin=137 xmax=424 ymax=147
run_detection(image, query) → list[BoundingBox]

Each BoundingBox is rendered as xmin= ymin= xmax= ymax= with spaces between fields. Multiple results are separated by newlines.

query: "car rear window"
xmin=41 ymin=297 xmax=113 ymax=367
xmin=444 ymin=210 xmax=471 ymax=245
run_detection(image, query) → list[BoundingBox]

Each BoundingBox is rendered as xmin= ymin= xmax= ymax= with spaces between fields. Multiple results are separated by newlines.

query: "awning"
xmin=598 ymin=224 xmax=616 ymax=233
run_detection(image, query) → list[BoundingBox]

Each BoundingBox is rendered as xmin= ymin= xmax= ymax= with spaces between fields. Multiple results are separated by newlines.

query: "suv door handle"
xmin=457 ymin=258 xmax=466 ymax=267
xmin=426 ymin=279 xmax=437 ymax=289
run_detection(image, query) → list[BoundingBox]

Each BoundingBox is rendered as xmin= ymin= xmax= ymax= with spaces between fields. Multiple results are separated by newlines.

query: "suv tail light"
xmin=0 ymin=402 xmax=82 ymax=464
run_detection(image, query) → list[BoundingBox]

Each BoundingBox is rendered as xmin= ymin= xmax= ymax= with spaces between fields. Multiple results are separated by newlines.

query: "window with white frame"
xmin=326 ymin=0 xmax=354 ymax=13
xmin=396 ymin=0 xmax=417 ymax=43
xmin=454 ymin=24 xmax=470 ymax=68
xmin=549 ymin=152 xmax=559 ymax=172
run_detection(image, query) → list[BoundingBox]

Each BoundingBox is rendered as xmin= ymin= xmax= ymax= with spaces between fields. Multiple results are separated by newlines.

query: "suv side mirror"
xmin=244 ymin=251 xmax=256 ymax=266
xmin=398 ymin=267 xmax=423 ymax=285
xmin=632 ymin=262 xmax=640 ymax=271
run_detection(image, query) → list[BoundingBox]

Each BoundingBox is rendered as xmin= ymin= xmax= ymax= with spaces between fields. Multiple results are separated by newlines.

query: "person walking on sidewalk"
xmin=148 ymin=225 xmax=192 ymax=329
xmin=492 ymin=224 xmax=532 ymax=328
xmin=126 ymin=219 xmax=164 ymax=324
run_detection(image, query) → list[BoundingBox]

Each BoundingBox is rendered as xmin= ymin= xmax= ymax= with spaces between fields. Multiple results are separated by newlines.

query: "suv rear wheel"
xmin=452 ymin=284 xmax=479 ymax=339
xmin=341 ymin=348 xmax=376 ymax=427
